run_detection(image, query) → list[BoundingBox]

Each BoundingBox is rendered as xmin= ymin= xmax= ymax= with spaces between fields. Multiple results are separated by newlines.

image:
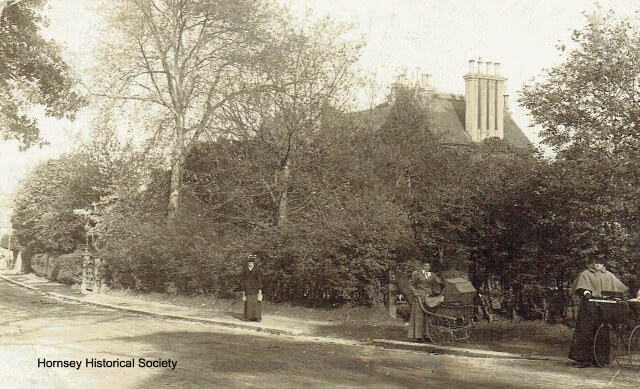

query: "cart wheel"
xmin=629 ymin=325 xmax=640 ymax=366
xmin=593 ymin=323 xmax=618 ymax=367
xmin=426 ymin=322 xmax=449 ymax=345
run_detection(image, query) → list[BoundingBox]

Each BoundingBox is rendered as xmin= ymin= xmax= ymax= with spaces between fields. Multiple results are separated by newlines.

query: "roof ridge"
xmin=432 ymin=92 xmax=465 ymax=100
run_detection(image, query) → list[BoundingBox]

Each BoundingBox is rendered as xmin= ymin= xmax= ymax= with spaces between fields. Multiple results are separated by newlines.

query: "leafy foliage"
xmin=96 ymin=0 xmax=285 ymax=222
xmin=31 ymin=252 xmax=83 ymax=285
xmin=0 ymin=0 xmax=83 ymax=148
xmin=519 ymin=11 xmax=640 ymax=275
xmin=16 ymin=5 xmax=640 ymax=317
xmin=518 ymin=8 xmax=640 ymax=317
xmin=11 ymin=152 xmax=107 ymax=254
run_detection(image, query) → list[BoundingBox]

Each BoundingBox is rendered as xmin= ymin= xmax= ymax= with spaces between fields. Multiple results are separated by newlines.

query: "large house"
xmin=377 ymin=58 xmax=531 ymax=148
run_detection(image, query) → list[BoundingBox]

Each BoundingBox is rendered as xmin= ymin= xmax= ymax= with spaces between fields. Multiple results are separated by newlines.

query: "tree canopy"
xmin=95 ymin=0 xmax=286 ymax=222
xmin=520 ymin=8 xmax=640 ymax=302
xmin=14 ymin=3 xmax=640 ymax=317
xmin=520 ymin=10 xmax=640 ymax=158
xmin=0 ymin=0 xmax=83 ymax=148
xmin=11 ymin=152 xmax=106 ymax=253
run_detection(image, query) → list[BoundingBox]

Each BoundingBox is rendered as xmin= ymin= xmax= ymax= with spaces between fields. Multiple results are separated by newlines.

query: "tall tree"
xmin=11 ymin=152 xmax=106 ymax=253
xmin=96 ymin=0 xmax=281 ymax=223
xmin=520 ymin=8 xmax=640 ymax=303
xmin=520 ymin=10 xmax=640 ymax=223
xmin=0 ymin=0 xmax=83 ymax=147
xmin=223 ymin=18 xmax=361 ymax=227
xmin=520 ymin=9 xmax=640 ymax=158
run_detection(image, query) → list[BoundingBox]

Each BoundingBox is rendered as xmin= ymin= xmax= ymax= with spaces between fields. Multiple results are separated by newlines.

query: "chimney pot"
xmin=494 ymin=62 xmax=501 ymax=75
xmin=397 ymin=73 xmax=408 ymax=86
xmin=486 ymin=61 xmax=493 ymax=75
xmin=468 ymin=59 xmax=476 ymax=73
xmin=478 ymin=57 xmax=484 ymax=74
xmin=421 ymin=73 xmax=431 ymax=88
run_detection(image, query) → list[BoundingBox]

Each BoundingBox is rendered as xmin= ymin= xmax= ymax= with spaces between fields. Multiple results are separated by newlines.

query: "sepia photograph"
xmin=2 ymin=0 xmax=640 ymax=387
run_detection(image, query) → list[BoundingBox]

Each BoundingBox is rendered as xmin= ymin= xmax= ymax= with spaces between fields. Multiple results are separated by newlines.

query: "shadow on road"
xmin=113 ymin=329 xmax=432 ymax=388
xmin=109 ymin=328 xmax=635 ymax=389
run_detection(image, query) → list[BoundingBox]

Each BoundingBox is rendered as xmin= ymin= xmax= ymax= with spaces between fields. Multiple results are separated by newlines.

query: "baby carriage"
xmin=396 ymin=270 xmax=477 ymax=344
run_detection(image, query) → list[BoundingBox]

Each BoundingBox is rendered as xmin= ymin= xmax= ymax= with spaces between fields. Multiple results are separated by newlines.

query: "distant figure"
xmin=241 ymin=254 xmax=263 ymax=322
xmin=407 ymin=262 xmax=444 ymax=341
xmin=568 ymin=261 xmax=627 ymax=367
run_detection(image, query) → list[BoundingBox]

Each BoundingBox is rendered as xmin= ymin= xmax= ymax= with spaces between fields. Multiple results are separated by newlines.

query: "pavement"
xmin=0 ymin=270 xmax=568 ymax=362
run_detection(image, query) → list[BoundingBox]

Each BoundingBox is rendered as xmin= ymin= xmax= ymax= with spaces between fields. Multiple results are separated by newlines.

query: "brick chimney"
xmin=389 ymin=71 xmax=410 ymax=102
xmin=464 ymin=57 xmax=507 ymax=141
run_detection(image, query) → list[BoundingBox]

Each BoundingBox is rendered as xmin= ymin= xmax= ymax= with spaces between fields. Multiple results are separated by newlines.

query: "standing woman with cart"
xmin=568 ymin=261 xmax=627 ymax=367
xmin=407 ymin=262 xmax=444 ymax=341
xmin=241 ymin=254 xmax=263 ymax=322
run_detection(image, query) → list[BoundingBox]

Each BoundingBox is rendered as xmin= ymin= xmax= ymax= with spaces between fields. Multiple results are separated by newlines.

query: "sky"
xmin=1 ymin=0 xmax=639 ymax=209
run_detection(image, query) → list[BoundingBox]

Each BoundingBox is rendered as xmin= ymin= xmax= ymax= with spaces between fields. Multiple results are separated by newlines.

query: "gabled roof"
xmin=429 ymin=94 xmax=472 ymax=145
xmin=359 ymin=93 xmax=532 ymax=149
xmin=430 ymin=93 xmax=532 ymax=148
xmin=503 ymin=114 xmax=532 ymax=149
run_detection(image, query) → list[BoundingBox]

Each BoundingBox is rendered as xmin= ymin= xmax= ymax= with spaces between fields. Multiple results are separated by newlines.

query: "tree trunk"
xmin=277 ymin=158 xmax=291 ymax=228
xmin=168 ymin=136 xmax=186 ymax=224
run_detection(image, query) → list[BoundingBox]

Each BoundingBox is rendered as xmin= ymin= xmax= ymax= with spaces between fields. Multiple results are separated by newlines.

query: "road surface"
xmin=0 ymin=278 xmax=638 ymax=388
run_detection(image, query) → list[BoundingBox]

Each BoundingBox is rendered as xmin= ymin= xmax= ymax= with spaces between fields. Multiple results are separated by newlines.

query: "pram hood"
xmin=442 ymin=277 xmax=476 ymax=305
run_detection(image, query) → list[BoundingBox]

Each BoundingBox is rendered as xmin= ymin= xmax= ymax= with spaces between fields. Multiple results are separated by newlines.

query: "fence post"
xmin=387 ymin=269 xmax=397 ymax=318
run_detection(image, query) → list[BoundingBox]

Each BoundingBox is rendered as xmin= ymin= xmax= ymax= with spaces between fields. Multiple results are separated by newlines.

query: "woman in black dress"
xmin=568 ymin=261 xmax=627 ymax=367
xmin=241 ymin=255 xmax=263 ymax=321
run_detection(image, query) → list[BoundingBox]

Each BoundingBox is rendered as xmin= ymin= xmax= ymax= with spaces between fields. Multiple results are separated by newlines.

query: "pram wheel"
xmin=593 ymin=323 xmax=620 ymax=367
xmin=629 ymin=325 xmax=640 ymax=366
xmin=426 ymin=323 xmax=449 ymax=345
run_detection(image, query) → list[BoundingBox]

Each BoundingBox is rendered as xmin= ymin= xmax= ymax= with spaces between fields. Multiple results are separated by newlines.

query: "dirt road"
xmin=0 ymin=279 xmax=637 ymax=388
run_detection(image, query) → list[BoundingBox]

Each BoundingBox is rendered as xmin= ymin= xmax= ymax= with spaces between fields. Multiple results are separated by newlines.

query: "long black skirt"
xmin=244 ymin=294 xmax=261 ymax=321
xmin=569 ymin=299 xmax=608 ymax=364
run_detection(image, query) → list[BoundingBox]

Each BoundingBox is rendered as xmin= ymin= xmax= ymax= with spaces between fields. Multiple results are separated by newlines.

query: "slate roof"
xmin=360 ymin=93 xmax=532 ymax=149
xmin=503 ymin=114 xmax=532 ymax=149
xmin=429 ymin=94 xmax=472 ymax=145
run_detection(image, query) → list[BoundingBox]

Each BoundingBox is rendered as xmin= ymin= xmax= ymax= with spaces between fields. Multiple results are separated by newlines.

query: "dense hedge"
xmin=31 ymin=252 xmax=83 ymax=285
xmin=55 ymin=253 xmax=84 ymax=285
xmin=99 ymin=219 xmax=250 ymax=297
xmin=31 ymin=253 xmax=55 ymax=279
xmin=19 ymin=84 xmax=640 ymax=317
xmin=97 ymin=193 xmax=410 ymax=306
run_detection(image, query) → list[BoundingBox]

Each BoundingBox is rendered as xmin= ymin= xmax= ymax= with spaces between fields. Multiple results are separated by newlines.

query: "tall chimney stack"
xmin=496 ymin=64 xmax=505 ymax=138
xmin=503 ymin=79 xmax=511 ymax=116
xmin=397 ymin=73 xmax=408 ymax=86
xmin=464 ymin=58 xmax=507 ymax=141
xmin=421 ymin=73 xmax=431 ymax=88
xmin=478 ymin=57 xmax=488 ymax=139
xmin=464 ymin=61 xmax=480 ymax=141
